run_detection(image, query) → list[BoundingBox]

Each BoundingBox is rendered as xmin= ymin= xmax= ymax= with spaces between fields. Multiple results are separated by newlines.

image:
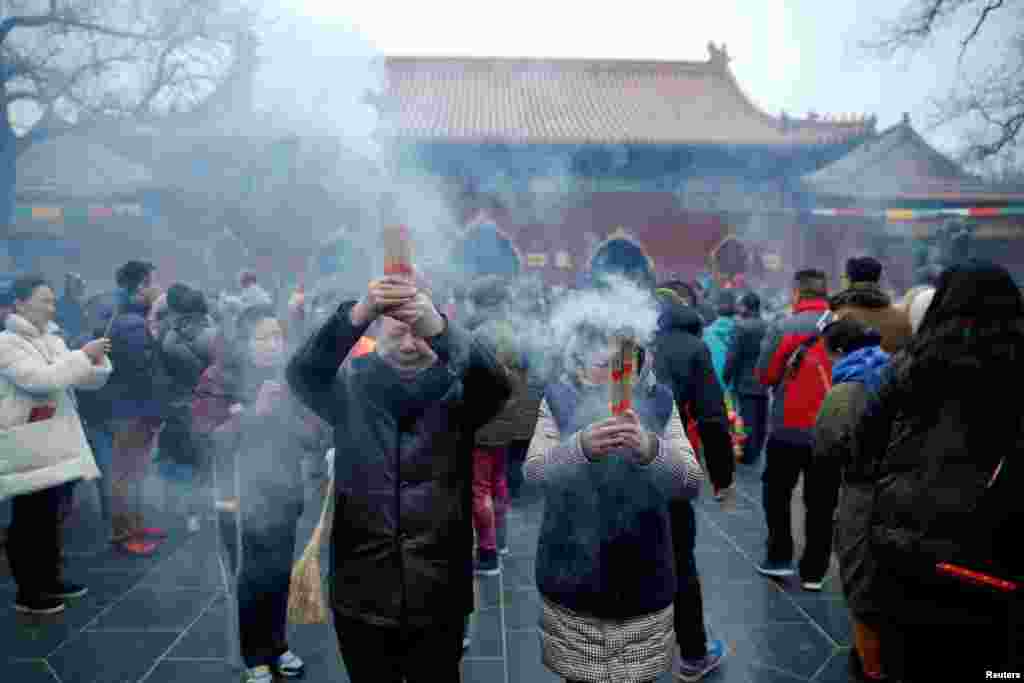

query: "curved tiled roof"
xmin=16 ymin=133 xmax=153 ymax=199
xmin=374 ymin=48 xmax=871 ymax=146
xmin=803 ymin=119 xmax=1024 ymax=201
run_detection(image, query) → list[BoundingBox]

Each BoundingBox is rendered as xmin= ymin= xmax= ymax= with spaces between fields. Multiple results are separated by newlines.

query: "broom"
xmin=287 ymin=475 xmax=334 ymax=624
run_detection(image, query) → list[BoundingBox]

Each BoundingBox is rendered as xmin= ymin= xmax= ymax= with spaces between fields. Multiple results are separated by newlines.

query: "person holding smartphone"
xmin=0 ymin=274 xmax=112 ymax=615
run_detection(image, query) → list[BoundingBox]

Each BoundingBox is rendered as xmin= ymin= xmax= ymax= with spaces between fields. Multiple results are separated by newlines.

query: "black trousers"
xmin=737 ymin=395 xmax=769 ymax=465
xmin=671 ymin=499 xmax=709 ymax=660
xmin=219 ymin=499 xmax=302 ymax=669
xmin=6 ymin=483 xmax=70 ymax=596
xmin=761 ymin=435 xmax=841 ymax=580
xmin=881 ymin=608 xmax=1022 ymax=681
xmin=506 ymin=439 xmax=530 ymax=499
xmin=334 ymin=612 xmax=466 ymax=683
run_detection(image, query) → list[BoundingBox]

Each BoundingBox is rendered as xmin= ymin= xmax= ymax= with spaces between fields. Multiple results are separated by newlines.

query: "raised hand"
xmin=388 ymin=290 xmax=445 ymax=338
xmin=82 ymin=338 xmax=112 ymax=364
xmin=351 ymin=276 xmax=417 ymax=326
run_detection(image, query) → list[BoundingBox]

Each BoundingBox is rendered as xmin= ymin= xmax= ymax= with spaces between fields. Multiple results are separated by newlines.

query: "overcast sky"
xmin=293 ymin=0 xmax=1015 ymax=157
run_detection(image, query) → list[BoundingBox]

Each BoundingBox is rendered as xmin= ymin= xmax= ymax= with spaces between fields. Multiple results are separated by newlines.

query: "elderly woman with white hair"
xmin=525 ymin=323 xmax=703 ymax=683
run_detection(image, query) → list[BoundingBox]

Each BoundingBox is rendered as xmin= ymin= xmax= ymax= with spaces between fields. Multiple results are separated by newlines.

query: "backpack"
xmin=147 ymin=330 xmax=177 ymax=420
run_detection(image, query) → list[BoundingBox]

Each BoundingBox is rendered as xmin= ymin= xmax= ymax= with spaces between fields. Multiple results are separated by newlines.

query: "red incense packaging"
xmin=610 ymin=336 xmax=637 ymax=416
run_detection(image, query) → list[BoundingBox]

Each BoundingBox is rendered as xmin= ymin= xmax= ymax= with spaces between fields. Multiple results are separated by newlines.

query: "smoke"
xmin=546 ymin=274 xmax=660 ymax=349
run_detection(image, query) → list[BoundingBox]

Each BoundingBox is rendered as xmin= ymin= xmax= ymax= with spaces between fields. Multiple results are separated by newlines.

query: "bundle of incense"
xmin=382 ymin=223 xmax=414 ymax=278
xmin=379 ymin=192 xmax=414 ymax=278
xmin=610 ymin=336 xmax=637 ymax=416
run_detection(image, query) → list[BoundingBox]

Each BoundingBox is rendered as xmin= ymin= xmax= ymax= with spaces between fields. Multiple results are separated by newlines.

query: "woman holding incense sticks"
xmin=192 ymin=304 xmax=331 ymax=683
xmin=525 ymin=323 xmax=704 ymax=683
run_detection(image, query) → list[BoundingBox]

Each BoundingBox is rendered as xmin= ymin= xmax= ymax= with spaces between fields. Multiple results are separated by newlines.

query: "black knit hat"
xmin=846 ymin=257 xmax=883 ymax=284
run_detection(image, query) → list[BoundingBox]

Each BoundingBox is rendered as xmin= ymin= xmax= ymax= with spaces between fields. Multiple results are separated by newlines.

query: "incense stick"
xmin=610 ymin=336 xmax=637 ymax=416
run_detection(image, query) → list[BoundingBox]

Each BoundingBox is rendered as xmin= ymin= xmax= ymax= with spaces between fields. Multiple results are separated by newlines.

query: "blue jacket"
xmin=832 ymin=346 xmax=890 ymax=396
xmin=78 ymin=291 xmax=162 ymax=424
xmin=535 ymin=375 xmax=677 ymax=620
xmin=703 ymin=314 xmax=736 ymax=391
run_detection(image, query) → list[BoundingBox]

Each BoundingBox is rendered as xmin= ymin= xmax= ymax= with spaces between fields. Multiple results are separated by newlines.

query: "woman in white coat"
xmin=0 ymin=274 xmax=112 ymax=615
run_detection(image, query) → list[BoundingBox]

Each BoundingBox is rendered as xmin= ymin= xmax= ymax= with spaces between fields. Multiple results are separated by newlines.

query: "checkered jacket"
xmin=539 ymin=596 xmax=675 ymax=683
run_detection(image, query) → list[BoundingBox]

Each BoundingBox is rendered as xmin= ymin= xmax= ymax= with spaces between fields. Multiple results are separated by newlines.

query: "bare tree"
xmin=1 ymin=0 xmax=255 ymax=237
xmin=864 ymin=0 xmax=1023 ymax=163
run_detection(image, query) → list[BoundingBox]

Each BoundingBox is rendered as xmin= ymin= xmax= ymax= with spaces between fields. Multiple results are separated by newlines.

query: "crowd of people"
xmin=0 ymin=253 xmax=1020 ymax=683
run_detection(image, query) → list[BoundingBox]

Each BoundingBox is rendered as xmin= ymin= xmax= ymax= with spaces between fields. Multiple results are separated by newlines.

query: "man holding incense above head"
xmin=525 ymin=318 xmax=703 ymax=683
xmin=286 ymin=204 xmax=513 ymax=683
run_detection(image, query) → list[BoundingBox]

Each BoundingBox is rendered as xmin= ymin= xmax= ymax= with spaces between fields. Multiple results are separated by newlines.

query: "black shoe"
xmin=42 ymin=582 xmax=88 ymax=599
xmin=496 ymin=523 xmax=509 ymax=556
xmin=474 ymin=549 xmax=501 ymax=576
xmin=14 ymin=594 xmax=66 ymax=615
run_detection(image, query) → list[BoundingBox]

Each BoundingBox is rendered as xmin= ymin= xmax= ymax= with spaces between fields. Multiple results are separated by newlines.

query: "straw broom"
xmin=288 ymin=475 xmax=334 ymax=624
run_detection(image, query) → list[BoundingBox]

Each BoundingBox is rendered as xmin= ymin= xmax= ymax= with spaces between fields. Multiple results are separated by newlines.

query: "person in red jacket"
xmin=754 ymin=269 xmax=837 ymax=590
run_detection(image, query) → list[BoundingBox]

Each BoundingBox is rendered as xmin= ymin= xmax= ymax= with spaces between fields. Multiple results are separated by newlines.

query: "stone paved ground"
xmin=2 ymin=463 xmax=855 ymax=682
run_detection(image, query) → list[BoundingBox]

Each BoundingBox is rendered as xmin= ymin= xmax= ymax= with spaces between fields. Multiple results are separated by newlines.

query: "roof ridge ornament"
xmin=707 ymin=42 xmax=731 ymax=70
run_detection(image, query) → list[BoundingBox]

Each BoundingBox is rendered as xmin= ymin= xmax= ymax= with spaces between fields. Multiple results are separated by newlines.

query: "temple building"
xmin=371 ymin=44 xmax=1024 ymax=290
xmin=801 ymin=114 xmax=1024 ymax=288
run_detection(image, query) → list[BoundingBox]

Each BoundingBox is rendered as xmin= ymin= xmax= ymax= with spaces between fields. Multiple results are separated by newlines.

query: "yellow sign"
xmin=526 ymin=253 xmax=548 ymax=268
xmin=32 ymin=207 xmax=62 ymax=221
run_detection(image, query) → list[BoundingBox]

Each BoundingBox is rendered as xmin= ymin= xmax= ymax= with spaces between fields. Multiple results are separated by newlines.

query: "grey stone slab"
xmin=141 ymin=544 xmax=223 ymax=590
xmin=466 ymin=607 xmax=503 ymax=659
xmin=694 ymin=549 xmax=766 ymax=585
xmin=0 ymin=584 xmax=111 ymax=660
xmin=501 ymin=556 xmax=535 ymax=590
xmin=48 ymin=630 xmax=180 ymax=683
xmin=165 ymin=597 xmax=230 ymax=659
xmin=3 ymin=659 xmax=59 ymax=682
xmin=810 ymin=650 xmax=855 ymax=682
xmin=505 ymin=629 xmax=561 ymax=683
xmin=462 ymin=658 xmax=505 ymax=683
xmin=88 ymin=585 xmax=215 ymax=632
xmin=143 ymin=659 xmax=240 ymax=683
xmin=502 ymin=585 xmax=541 ymax=631
xmin=703 ymin=581 xmax=808 ymax=627
xmin=476 ymin=573 xmax=502 ymax=610
xmin=733 ymin=622 xmax=836 ymax=680
xmin=784 ymin=594 xmax=851 ymax=648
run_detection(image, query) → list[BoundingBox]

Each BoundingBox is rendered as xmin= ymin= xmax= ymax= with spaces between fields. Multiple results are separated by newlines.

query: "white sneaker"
xmin=243 ymin=665 xmax=273 ymax=683
xmin=276 ymin=650 xmax=305 ymax=678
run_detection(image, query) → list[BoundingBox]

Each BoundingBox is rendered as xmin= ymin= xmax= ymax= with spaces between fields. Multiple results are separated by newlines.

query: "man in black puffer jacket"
xmin=652 ymin=286 xmax=736 ymax=681
xmin=287 ymin=275 xmax=512 ymax=683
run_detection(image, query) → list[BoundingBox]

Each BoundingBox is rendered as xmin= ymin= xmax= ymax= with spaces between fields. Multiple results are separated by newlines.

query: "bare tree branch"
xmin=1 ymin=14 xmax=163 ymax=47
xmin=865 ymin=0 xmax=1023 ymax=160
xmin=962 ymin=0 xmax=1004 ymax=51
